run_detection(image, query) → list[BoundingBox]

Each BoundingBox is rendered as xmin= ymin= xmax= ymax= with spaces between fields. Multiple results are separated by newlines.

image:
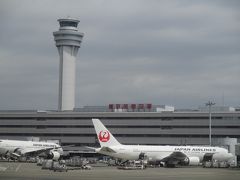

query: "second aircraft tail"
xmin=92 ymin=119 xmax=121 ymax=147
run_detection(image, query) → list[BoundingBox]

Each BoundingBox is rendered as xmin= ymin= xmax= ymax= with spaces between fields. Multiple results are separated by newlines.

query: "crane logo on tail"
xmin=99 ymin=130 xmax=110 ymax=142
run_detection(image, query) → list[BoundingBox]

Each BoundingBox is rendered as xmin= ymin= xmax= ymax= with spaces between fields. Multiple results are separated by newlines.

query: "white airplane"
xmin=0 ymin=139 xmax=63 ymax=161
xmin=92 ymin=119 xmax=233 ymax=167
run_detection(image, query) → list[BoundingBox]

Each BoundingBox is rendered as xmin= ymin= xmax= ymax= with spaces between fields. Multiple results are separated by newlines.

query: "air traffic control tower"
xmin=53 ymin=18 xmax=84 ymax=111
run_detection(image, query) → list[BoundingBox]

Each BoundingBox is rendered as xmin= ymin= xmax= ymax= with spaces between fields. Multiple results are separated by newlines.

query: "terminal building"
xmin=0 ymin=104 xmax=239 ymax=152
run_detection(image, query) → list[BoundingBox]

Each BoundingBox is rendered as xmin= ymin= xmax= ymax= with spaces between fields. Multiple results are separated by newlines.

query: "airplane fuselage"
xmin=0 ymin=139 xmax=63 ymax=157
xmin=97 ymin=145 xmax=232 ymax=162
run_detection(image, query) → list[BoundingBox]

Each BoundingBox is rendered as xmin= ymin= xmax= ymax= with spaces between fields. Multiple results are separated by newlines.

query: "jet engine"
xmin=48 ymin=150 xmax=61 ymax=161
xmin=139 ymin=152 xmax=147 ymax=160
xmin=13 ymin=148 xmax=22 ymax=155
xmin=182 ymin=157 xmax=200 ymax=166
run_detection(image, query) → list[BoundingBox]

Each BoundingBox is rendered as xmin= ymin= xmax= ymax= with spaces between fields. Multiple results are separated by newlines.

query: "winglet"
xmin=92 ymin=119 xmax=121 ymax=147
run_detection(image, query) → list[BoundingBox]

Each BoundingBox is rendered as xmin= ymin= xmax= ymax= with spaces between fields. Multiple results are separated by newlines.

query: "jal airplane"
xmin=0 ymin=139 xmax=63 ymax=161
xmin=92 ymin=119 xmax=233 ymax=167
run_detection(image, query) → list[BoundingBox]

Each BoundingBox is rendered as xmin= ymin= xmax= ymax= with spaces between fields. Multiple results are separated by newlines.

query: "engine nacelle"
xmin=139 ymin=152 xmax=145 ymax=160
xmin=182 ymin=157 xmax=200 ymax=166
xmin=13 ymin=148 xmax=22 ymax=155
xmin=49 ymin=150 xmax=60 ymax=161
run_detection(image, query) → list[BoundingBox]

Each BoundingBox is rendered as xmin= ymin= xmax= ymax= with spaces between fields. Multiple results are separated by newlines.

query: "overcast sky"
xmin=0 ymin=0 xmax=239 ymax=110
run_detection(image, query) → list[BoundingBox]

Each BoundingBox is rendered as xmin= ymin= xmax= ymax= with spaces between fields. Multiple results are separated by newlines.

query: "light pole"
xmin=205 ymin=101 xmax=215 ymax=146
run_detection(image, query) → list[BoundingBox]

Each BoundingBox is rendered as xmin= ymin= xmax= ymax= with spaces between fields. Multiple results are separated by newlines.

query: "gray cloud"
xmin=0 ymin=0 xmax=239 ymax=110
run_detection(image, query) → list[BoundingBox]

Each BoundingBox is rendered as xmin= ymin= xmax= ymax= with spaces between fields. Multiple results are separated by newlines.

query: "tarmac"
xmin=0 ymin=162 xmax=240 ymax=180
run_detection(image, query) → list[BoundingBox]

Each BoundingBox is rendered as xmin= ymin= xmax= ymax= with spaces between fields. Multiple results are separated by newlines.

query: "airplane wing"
xmin=20 ymin=147 xmax=56 ymax=155
xmin=84 ymin=146 xmax=116 ymax=153
xmin=99 ymin=146 xmax=116 ymax=153
xmin=160 ymin=151 xmax=187 ymax=165
xmin=8 ymin=147 xmax=56 ymax=158
xmin=84 ymin=146 xmax=97 ymax=150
